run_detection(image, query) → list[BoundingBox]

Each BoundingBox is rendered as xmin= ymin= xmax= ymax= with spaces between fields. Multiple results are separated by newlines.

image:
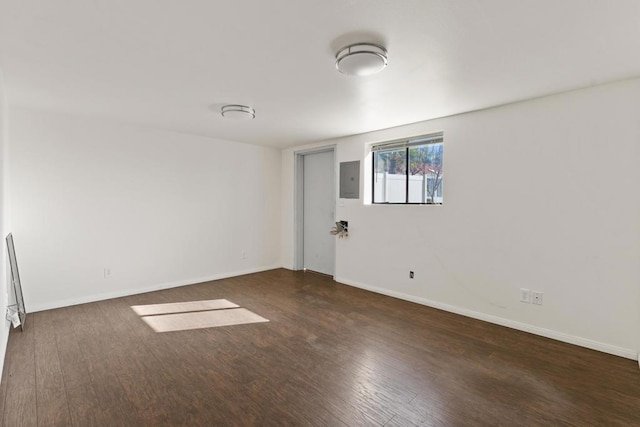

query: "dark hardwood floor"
xmin=1 ymin=269 xmax=639 ymax=426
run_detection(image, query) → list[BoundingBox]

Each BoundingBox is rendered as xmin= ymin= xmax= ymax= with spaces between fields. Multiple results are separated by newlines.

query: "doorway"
xmin=295 ymin=148 xmax=335 ymax=276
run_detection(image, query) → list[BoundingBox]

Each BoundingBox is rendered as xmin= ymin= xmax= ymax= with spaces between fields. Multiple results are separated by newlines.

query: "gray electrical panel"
xmin=339 ymin=161 xmax=360 ymax=199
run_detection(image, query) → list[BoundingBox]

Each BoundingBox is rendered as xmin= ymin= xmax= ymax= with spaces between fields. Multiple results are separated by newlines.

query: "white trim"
xmin=294 ymin=145 xmax=337 ymax=273
xmin=335 ymin=276 xmax=638 ymax=361
xmin=27 ymin=264 xmax=282 ymax=313
xmin=294 ymin=145 xmax=336 ymax=156
xmin=293 ymin=152 xmax=304 ymax=270
xmin=370 ymin=131 xmax=443 ymax=152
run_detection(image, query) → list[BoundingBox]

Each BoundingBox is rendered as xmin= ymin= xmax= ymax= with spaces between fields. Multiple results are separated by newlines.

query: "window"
xmin=372 ymin=133 xmax=443 ymax=204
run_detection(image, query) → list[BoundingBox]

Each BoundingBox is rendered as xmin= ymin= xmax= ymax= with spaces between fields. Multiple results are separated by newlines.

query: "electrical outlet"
xmin=241 ymin=250 xmax=247 ymax=260
xmin=409 ymin=271 xmax=414 ymax=279
xmin=532 ymin=291 xmax=543 ymax=305
xmin=104 ymin=268 xmax=112 ymax=278
xmin=520 ymin=288 xmax=531 ymax=303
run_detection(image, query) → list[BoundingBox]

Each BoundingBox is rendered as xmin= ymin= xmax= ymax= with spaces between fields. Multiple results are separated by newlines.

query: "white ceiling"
xmin=2 ymin=1 xmax=640 ymax=149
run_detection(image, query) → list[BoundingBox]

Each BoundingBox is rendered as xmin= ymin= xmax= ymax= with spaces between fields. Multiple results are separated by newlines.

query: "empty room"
xmin=0 ymin=1 xmax=639 ymax=425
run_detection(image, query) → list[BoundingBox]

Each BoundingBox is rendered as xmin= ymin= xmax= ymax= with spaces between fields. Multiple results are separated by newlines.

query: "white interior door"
xmin=303 ymin=150 xmax=335 ymax=275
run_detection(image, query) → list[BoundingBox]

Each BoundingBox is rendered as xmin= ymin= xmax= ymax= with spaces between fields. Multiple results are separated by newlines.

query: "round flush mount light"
xmin=221 ymin=105 xmax=255 ymax=120
xmin=335 ymin=43 xmax=388 ymax=76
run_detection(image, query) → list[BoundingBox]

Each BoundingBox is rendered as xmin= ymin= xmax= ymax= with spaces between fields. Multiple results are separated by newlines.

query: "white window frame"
xmin=371 ymin=132 xmax=444 ymax=205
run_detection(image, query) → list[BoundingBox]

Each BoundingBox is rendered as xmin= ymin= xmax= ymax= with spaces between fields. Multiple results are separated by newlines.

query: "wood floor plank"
xmin=3 ymin=386 xmax=37 ymax=427
xmin=1 ymin=269 xmax=639 ymax=426
xmin=51 ymin=305 xmax=109 ymax=426
xmin=68 ymin=303 xmax=146 ymax=425
xmin=33 ymin=311 xmax=72 ymax=427
xmin=3 ymin=317 xmax=37 ymax=427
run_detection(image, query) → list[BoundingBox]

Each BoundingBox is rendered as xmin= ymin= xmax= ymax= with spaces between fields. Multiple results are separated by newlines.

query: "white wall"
xmin=282 ymin=78 xmax=640 ymax=360
xmin=10 ymin=107 xmax=282 ymax=311
xmin=0 ymin=68 xmax=11 ymax=378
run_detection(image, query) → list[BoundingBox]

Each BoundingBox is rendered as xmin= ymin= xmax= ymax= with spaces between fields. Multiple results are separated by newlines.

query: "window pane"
xmin=373 ymin=148 xmax=407 ymax=203
xmin=407 ymin=143 xmax=443 ymax=204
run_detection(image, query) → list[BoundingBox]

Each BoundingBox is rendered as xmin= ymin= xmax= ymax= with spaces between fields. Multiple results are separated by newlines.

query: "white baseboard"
xmin=28 ymin=264 xmax=282 ymax=313
xmin=335 ymin=276 xmax=638 ymax=361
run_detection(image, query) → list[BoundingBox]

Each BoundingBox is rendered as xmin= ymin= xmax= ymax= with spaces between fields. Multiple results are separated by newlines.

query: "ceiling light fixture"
xmin=221 ymin=105 xmax=255 ymax=120
xmin=335 ymin=43 xmax=388 ymax=76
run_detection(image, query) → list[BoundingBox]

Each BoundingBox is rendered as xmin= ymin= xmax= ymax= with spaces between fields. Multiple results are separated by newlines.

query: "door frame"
xmin=294 ymin=145 xmax=336 ymax=273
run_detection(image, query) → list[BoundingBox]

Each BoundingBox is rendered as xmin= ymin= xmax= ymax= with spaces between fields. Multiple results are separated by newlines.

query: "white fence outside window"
xmin=373 ymin=172 xmax=443 ymax=204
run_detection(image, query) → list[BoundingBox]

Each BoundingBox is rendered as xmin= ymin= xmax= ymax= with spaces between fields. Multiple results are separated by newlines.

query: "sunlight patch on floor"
xmin=131 ymin=299 xmax=238 ymax=316
xmin=131 ymin=299 xmax=269 ymax=332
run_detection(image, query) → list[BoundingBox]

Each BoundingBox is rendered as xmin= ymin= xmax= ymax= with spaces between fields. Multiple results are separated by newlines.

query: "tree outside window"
xmin=372 ymin=134 xmax=443 ymax=204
